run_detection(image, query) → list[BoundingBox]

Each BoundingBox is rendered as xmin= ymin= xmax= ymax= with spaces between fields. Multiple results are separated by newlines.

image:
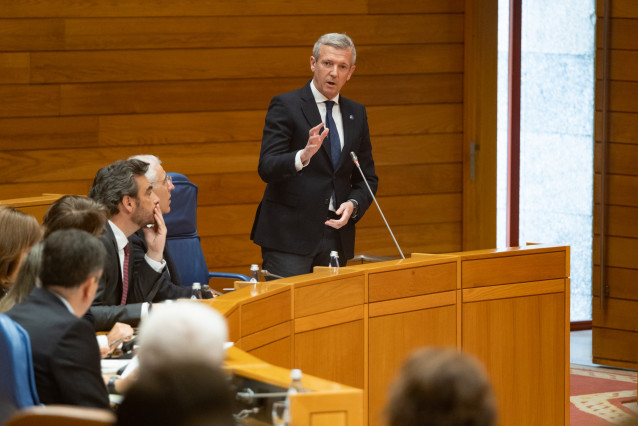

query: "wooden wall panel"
xmin=594 ymin=0 xmax=638 ymax=368
xmin=0 ymin=0 xmax=370 ymax=18
xmin=61 ymin=15 xmax=464 ymax=50
xmin=0 ymin=53 xmax=30 ymax=84
xmin=0 ymin=19 xmax=64 ymax=51
xmin=0 ymin=0 xmax=466 ymax=284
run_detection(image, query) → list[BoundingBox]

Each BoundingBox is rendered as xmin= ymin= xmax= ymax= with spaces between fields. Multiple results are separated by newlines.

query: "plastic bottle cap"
xmin=250 ymin=264 xmax=259 ymax=270
xmin=330 ymin=251 xmax=338 ymax=257
xmin=290 ymin=369 xmax=302 ymax=380
xmin=192 ymin=282 xmax=201 ymax=289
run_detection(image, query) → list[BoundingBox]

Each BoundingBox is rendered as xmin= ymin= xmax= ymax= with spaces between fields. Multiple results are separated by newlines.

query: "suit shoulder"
xmin=270 ymin=84 xmax=309 ymax=104
xmin=339 ymin=95 xmax=366 ymax=111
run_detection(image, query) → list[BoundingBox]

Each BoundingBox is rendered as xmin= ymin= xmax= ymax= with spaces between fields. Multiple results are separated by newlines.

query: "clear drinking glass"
xmin=271 ymin=401 xmax=287 ymax=426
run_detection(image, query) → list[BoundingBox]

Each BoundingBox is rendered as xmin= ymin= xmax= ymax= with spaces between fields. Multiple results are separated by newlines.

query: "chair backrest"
xmin=5 ymin=405 xmax=115 ymax=426
xmin=0 ymin=314 xmax=40 ymax=422
xmin=163 ymin=173 xmax=211 ymax=286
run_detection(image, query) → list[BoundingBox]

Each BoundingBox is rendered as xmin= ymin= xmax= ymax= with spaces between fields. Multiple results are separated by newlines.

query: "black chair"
xmin=163 ymin=173 xmax=249 ymax=287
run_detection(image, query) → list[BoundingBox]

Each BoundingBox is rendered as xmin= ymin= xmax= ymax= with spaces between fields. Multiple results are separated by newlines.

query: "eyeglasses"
xmin=153 ymin=174 xmax=172 ymax=188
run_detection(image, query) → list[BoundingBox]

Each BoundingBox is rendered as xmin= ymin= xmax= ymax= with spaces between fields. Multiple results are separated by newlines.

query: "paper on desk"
xmin=101 ymin=359 xmax=129 ymax=375
xmin=120 ymin=355 xmax=138 ymax=378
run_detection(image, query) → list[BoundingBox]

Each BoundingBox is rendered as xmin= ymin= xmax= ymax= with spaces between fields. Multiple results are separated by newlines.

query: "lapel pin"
xmin=349 ymin=115 xmax=354 ymax=120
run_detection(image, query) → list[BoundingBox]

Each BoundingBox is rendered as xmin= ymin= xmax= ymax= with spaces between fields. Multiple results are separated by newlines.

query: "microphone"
xmin=350 ymin=152 xmax=405 ymax=259
xmin=261 ymin=269 xmax=284 ymax=280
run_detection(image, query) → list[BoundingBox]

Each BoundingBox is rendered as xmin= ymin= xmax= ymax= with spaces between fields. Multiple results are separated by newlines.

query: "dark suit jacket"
xmin=251 ymin=81 xmax=378 ymax=259
xmin=7 ymin=287 xmax=109 ymax=408
xmin=88 ymin=224 xmax=165 ymax=331
xmin=129 ymin=229 xmax=191 ymax=301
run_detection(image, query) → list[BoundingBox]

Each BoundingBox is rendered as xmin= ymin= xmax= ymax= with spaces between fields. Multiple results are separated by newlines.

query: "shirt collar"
xmin=108 ymin=220 xmax=129 ymax=251
xmin=48 ymin=289 xmax=75 ymax=315
xmin=310 ymin=80 xmax=340 ymax=105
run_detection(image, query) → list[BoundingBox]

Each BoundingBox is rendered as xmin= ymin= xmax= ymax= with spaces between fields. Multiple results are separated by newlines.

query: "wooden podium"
xmin=208 ymin=244 xmax=570 ymax=426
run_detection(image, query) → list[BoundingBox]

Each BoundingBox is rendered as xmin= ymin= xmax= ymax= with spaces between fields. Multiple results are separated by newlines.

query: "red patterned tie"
xmin=120 ymin=244 xmax=130 ymax=305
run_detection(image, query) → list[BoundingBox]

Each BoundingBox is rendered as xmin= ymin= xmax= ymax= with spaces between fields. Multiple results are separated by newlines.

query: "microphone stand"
xmin=350 ymin=152 xmax=405 ymax=259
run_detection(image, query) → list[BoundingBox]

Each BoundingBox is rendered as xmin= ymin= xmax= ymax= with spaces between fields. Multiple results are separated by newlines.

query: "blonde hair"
xmin=0 ymin=206 xmax=42 ymax=289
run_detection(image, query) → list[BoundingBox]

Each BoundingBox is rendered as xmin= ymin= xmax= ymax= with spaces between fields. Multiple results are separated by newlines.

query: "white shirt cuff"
xmin=145 ymin=254 xmax=166 ymax=273
xmin=295 ymin=150 xmax=310 ymax=171
xmin=141 ymin=302 xmax=150 ymax=319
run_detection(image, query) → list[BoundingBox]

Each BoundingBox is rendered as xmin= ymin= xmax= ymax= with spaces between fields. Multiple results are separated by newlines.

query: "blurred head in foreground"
xmin=137 ymin=301 xmax=228 ymax=375
xmin=117 ymin=361 xmax=235 ymax=426
xmin=385 ymin=347 xmax=497 ymax=426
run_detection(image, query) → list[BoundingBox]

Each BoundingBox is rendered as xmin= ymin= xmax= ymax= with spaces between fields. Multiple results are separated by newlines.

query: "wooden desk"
xmin=0 ymin=194 xmax=63 ymax=222
xmin=208 ymin=244 xmax=570 ymax=426
xmin=226 ymin=347 xmax=363 ymax=425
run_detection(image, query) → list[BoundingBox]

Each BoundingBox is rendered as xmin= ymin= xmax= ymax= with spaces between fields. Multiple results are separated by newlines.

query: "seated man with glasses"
xmin=127 ymin=155 xmax=191 ymax=300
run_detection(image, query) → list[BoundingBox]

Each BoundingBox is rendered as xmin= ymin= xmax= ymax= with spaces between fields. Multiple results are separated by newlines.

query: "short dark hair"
xmin=386 ymin=347 xmax=497 ymax=426
xmin=117 ymin=362 xmax=235 ymax=426
xmin=43 ymin=195 xmax=108 ymax=238
xmin=88 ymin=159 xmax=149 ymax=216
xmin=39 ymin=229 xmax=105 ymax=289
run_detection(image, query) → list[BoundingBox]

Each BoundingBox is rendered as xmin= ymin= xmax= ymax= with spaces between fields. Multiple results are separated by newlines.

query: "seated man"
xmin=127 ymin=154 xmax=191 ymax=298
xmin=385 ymin=347 xmax=497 ymax=426
xmin=7 ymin=229 xmax=109 ymax=408
xmin=88 ymin=159 xmax=168 ymax=331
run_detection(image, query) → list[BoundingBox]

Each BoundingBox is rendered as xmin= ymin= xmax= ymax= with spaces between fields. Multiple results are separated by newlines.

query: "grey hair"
xmin=129 ymin=155 xmax=162 ymax=185
xmin=313 ymin=33 xmax=357 ymax=65
xmin=137 ymin=302 xmax=228 ymax=374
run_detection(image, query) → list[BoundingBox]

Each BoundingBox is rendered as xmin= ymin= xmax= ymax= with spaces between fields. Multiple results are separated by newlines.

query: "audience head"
xmin=43 ymin=195 xmax=108 ymax=238
xmin=117 ymin=361 xmax=235 ymax=426
xmin=0 ymin=206 xmax=42 ymax=291
xmin=89 ymin=159 xmax=158 ymax=232
xmin=137 ymin=301 xmax=228 ymax=375
xmin=40 ymin=229 xmax=105 ymax=317
xmin=0 ymin=243 xmax=43 ymax=313
xmin=128 ymin=155 xmax=175 ymax=214
xmin=385 ymin=347 xmax=497 ymax=426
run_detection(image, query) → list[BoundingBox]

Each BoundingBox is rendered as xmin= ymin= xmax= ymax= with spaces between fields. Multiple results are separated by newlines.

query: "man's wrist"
xmin=348 ymin=199 xmax=359 ymax=219
xmin=108 ymin=375 xmax=120 ymax=394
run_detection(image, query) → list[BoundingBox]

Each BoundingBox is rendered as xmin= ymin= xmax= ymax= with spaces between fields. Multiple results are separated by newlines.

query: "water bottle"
xmin=283 ymin=369 xmax=304 ymax=424
xmin=249 ymin=264 xmax=259 ymax=283
xmin=190 ymin=282 xmax=203 ymax=299
xmin=329 ymin=251 xmax=340 ymax=274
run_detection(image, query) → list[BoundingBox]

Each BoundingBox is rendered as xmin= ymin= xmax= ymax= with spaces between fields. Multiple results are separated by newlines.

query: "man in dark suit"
xmin=7 ymin=229 xmax=109 ymax=408
xmin=251 ymin=33 xmax=378 ymax=278
xmin=88 ymin=159 xmax=170 ymax=331
xmin=128 ymin=154 xmax=191 ymax=298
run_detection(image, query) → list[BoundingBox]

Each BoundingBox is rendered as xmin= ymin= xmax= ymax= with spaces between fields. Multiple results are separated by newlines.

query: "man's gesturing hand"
xmin=300 ymin=122 xmax=329 ymax=165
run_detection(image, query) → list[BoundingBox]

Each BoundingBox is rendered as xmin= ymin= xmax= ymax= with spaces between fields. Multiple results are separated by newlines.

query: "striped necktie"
xmin=120 ymin=243 xmax=130 ymax=305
